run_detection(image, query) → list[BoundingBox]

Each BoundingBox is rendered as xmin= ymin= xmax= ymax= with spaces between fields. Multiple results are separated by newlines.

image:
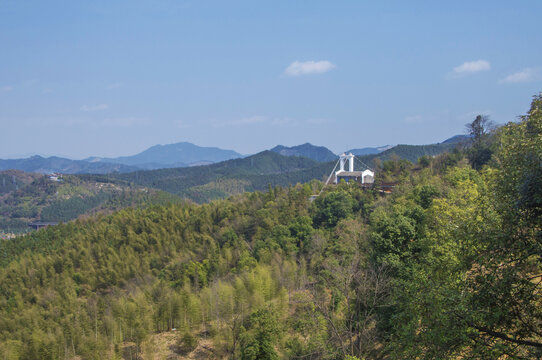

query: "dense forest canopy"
xmin=0 ymin=94 xmax=541 ymax=359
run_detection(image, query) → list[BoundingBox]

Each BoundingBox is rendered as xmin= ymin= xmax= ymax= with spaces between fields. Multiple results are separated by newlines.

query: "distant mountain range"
xmin=86 ymin=142 xmax=243 ymax=170
xmin=0 ymin=142 xmax=243 ymax=174
xmin=0 ymin=156 xmax=139 ymax=174
xmin=0 ymin=135 xmax=468 ymax=175
xmin=85 ymin=134 xmax=465 ymax=203
xmin=270 ymin=143 xmax=338 ymax=162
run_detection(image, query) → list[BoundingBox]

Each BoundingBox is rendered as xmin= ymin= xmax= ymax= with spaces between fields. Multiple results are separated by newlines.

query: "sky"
xmin=1 ymin=0 xmax=541 ymax=159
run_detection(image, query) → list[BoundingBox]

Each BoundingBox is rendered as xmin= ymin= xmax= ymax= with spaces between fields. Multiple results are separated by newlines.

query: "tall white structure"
xmin=334 ymin=153 xmax=374 ymax=184
xmin=338 ymin=153 xmax=355 ymax=172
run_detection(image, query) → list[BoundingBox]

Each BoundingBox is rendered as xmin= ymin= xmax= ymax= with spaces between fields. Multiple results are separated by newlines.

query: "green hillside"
xmin=0 ymin=172 xmax=182 ymax=234
xmin=372 ymin=142 xmax=460 ymax=163
xmin=0 ymin=170 xmax=42 ymax=196
xmin=271 ymin=143 xmax=338 ymax=162
xmin=0 ymin=94 xmax=540 ymax=359
xmin=82 ymin=150 xmax=320 ymax=202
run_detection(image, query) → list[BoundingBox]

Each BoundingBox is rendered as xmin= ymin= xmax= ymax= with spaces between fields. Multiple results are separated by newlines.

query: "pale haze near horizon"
xmin=1 ymin=1 xmax=541 ymax=159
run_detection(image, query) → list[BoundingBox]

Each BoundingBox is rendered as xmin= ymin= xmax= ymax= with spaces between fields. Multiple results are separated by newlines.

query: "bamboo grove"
xmin=0 ymin=94 xmax=541 ymax=359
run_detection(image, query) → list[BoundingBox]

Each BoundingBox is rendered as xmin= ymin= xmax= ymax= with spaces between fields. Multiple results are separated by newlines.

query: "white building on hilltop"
xmin=334 ymin=153 xmax=374 ymax=185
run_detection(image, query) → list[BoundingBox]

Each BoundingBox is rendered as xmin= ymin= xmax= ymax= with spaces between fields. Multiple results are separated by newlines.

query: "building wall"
xmin=363 ymin=175 xmax=374 ymax=184
xmin=337 ymin=175 xmax=360 ymax=183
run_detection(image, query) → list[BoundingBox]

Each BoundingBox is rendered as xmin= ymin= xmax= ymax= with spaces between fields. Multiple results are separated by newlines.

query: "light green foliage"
xmin=385 ymin=95 xmax=542 ymax=358
xmin=1 ymin=94 xmax=542 ymax=359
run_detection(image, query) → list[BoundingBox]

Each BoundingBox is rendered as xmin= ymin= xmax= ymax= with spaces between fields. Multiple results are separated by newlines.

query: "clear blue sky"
xmin=1 ymin=0 xmax=541 ymax=158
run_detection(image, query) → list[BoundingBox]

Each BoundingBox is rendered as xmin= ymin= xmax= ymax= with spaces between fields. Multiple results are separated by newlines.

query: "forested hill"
xmin=0 ymin=171 xmax=182 ymax=233
xmin=81 ymin=141 xmax=463 ymax=204
xmin=367 ymin=141 xmax=460 ymax=163
xmin=0 ymin=170 xmax=42 ymax=195
xmin=82 ymin=150 xmax=321 ymax=202
xmin=1 ymin=94 xmax=541 ymax=359
xmin=271 ymin=143 xmax=338 ymax=162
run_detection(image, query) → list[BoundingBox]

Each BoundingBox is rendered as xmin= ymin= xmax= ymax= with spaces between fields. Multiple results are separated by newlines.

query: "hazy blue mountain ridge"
xmin=0 ymin=156 xmax=139 ymax=174
xmin=0 ymin=142 xmax=243 ymax=174
xmin=89 ymin=142 xmax=243 ymax=168
xmin=0 ymin=136 xmax=465 ymax=176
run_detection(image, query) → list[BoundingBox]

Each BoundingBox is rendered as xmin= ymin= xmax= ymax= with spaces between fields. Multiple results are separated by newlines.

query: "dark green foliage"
xmin=417 ymin=155 xmax=431 ymax=168
xmin=312 ymin=190 xmax=356 ymax=228
xmin=413 ymin=184 xmax=440 ymax=209
xmin=517 ymin=163 xmax=542 ymax=219
xmin=94 ymin=151 xmax=322 ymax=202
xmin=465 ymin=115 xmax=496 ymax=170
xmin=371 ymin=212 xmax=416 ymax=264
xmin=467 ymin=146 xmax=493 ymax=170
xmin=288 ymin=216 xmax=314 ymax=253
xmin=240 ymin=308 xmax=280 ymax=360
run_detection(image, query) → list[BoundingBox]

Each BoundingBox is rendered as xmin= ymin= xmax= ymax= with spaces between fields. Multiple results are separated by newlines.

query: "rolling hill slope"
xmin=270 ymin=143 xmax=337 ymax=162
xmin=0 ymin=170 xmax=182 ymax=233
xmin=368 ymin=142 xmax=460 ymax=163
xmin=82 ymin=151 xmax=319 ymax=202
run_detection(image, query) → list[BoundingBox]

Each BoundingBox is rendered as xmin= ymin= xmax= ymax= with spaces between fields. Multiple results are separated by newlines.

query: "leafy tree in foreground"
xmin=465 ymin=114 xmax=496 ymax=170
xmin=391 ymin=95 xmax=542 ymax=358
